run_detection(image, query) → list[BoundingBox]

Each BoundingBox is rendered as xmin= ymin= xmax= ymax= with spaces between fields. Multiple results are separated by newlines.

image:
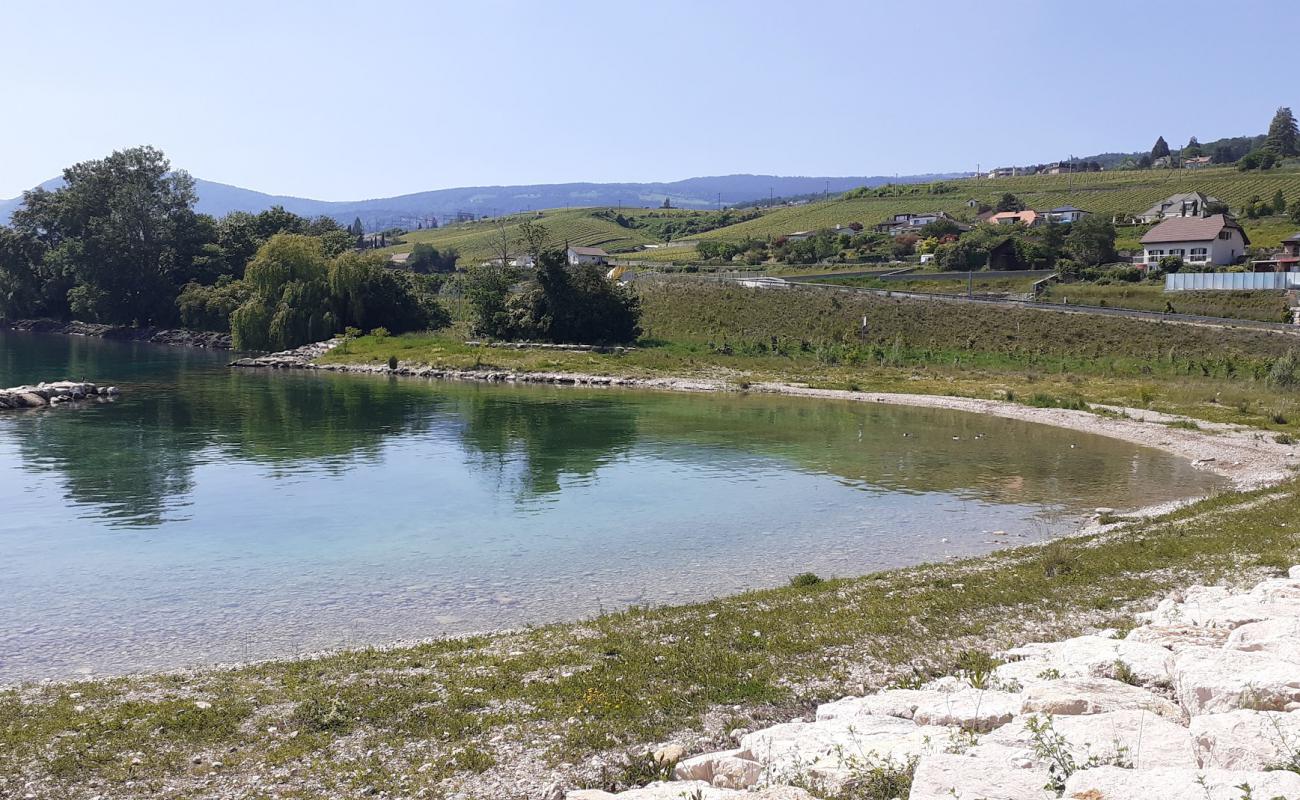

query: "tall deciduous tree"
xmin=1064 ymin=216 xmax=1118 ymax=267
xmin=1182 ymin=136 xmax=1202 ymax=158
xmin=1267 ymin=107 xmax=1299 ymax=157
xmin=995 ymin=193 xmax=1025 ymax=212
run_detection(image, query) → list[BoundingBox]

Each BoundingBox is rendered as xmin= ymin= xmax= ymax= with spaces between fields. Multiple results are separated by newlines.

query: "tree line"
xmin=0 ymin=146 xmax=445 ymax=349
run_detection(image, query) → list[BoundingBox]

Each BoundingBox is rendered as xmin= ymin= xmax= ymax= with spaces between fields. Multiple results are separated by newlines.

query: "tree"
xmin=501 ymin=249 xmax=640 ymax=344
xmin=1182 ymin=136 xmax=1202 ymax=158
xmin=11 ymin=146 xmax=203 ymax=325
xmin=1151 ymin=136 xmax=1170 ymax=160
xmin=231 ymin=234 xmax=333 ymax=350
xmin=919 ymin=219 xmax=962 ymax=239
xmin=349 ymin=217 xmax=364 ymax=237
xmin=1064 ymin=216 xmax=1117 ymax=267
xmin=1274 ymin=190 xmax=1287 ymax=216
xmin=516 ymin=220 xmax=550 ymax=265
xmin=1211 ymin=145 xmax=1236 ymax=164
xmin=492 ymin=217 xmax=513 ymax=267
xmin=407 ymin=243 xmax=457 ymax=273
xmin=464 ymin=262 xmax=517 ymax=338
xmin=995 ymin=193 xmax=1025 ymax=212
xmin=1266 ymin=107 xmax=1299 ymax=157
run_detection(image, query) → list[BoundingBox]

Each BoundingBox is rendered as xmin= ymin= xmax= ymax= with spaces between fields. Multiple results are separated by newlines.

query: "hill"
xmin=687 ymin=164 xmax=1300 ymax=249
xmin=0 ymin=173 xmax=963 ymax=230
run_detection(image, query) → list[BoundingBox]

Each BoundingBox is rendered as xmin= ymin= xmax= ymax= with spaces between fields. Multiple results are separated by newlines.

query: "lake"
xmin=0 ymin=330 xmax=1224 ymax=683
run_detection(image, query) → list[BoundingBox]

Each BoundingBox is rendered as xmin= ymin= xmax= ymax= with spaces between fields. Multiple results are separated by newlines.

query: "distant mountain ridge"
xmin=0 ymin=172 xmax=966 ymax=230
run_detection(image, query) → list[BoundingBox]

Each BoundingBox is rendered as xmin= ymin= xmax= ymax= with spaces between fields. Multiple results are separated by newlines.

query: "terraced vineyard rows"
xmin=692 ymin=165 xmax=1300 ymax=248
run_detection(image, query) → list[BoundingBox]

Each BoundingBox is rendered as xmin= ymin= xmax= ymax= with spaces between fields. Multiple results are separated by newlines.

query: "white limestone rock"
xmin=673 ymin=749 xmax=763 ymax=789
xmin=1225 ymin=617 xmax=1300 ymax=663
xmin=1125 ymin=624 xmax=1231 ymax=653
xmin=907 ymin=752 xmax=1054 ymax=800
xmin=1174 ymin=647 xmax=1300 ymax=715
xmin=1190 ymin=709 xmax=1300 ymax=770
xmin=814 ymin=688 xmax=946 ymax=721
xmin=992 ymin=658 xmax=1062 ymax=688
xmin=911 ymin=688 xmax=1021 ymax=733
xmin=738 ymin=716 xmax=948 ymax=791
xmin=1290 ymin=565 xmax=1300 ymax=580
xmin=1006 ymin=635 xmax=1175 ymax=686
xmin=978 ymin=710 xmax=1197 ymax=770
xmin=1020 ymin=677 xmax=1182 ymax=720
xmin=1062 ymin=766 xmax=1300 ymax=800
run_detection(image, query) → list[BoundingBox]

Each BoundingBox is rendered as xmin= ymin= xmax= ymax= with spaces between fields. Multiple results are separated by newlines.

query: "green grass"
xmin=1039 ymin=283 xmax=1292 ymax=322
xmin=6 ymin=482 xmax=1298 ymax=798
xmin=811 ymin=275 xmax=1042 ymax=295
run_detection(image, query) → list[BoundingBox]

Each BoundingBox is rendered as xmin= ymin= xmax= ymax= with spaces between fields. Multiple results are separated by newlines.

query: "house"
xmin=989 ymin=167 xmax=1020 ymax=178
xmin=1136 ymin=192 xmax=1220 ymax=224
xmin=1045 ymin=206 xmax=1090 ymax=224
xmin=567 ymin=246 xmax=609 ymax=266
xmin=785 ymin=230 xmax=814 ymax=242
xmin=965 ymin=198 xmax=981 ymax=208
xmin=1043 ymin=162 xmax=1077 ymax=175
xmin=988 ymin=210 xmax=1041 ymax=227
xmin=1139 ymin=214 xmax=1248 ymax=267
xmin=1251 ymin=232 xmax=1300 ymax=272
xmin=874 ymin=211 xmax=968 ymax=235
xmin=388 ymin=252 xmax=411 ymax=266
xmin=1183 ymin=156 xmax=1213 ymax=169
xmin=1152 ymin=155 xmax=1174 ymax=169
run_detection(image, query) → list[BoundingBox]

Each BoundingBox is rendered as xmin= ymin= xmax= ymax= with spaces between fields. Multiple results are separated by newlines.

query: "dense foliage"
xmin=466 ymin=249 xmax=640 ymax=344
xmin=0 ymin=146 xmax=446 ymax=349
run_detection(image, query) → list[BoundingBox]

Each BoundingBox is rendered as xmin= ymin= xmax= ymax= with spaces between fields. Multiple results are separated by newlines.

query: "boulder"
xmin=1173 ymin=647 xmax=1300 ymax=715
xmin=978 ymin=710 xmax=1197 ymax=770
xmin=908 ymin=752 xmax=1053 ymax=800
xmin=993 ymin=658 xmax=1062 ymax=688
xmin=1020 ymin=677 xmax=1181 ymax=720
xmin=651 ymin=744 xmax=686 ymax=766
xmin=1125 ymin=624 xmax=1230 ymax=653
xmin=911 ymin=688 xmax=1022 ymax=732
xmin=815 ymin=688 xmax=948 ymax=721
xmin=1190 ymin=709 xmax=1300 ymax=770
xmin=17 ymin=392 xmax=46 ymax=407
xmin=1062 ymin=766 xmax=1300 ymax=800
xmin=1291 ymin=565 xmax=1300 ymax=580
xmin=1005 ymin=636 xmax=1174 ymax=687
xmin=738 ymin=716 xmax=947 ymax=791
xmin=1225 ymin=617 xmax=1300 ymax=663
xmin=673 ymin=750 xmax=762 ymax=789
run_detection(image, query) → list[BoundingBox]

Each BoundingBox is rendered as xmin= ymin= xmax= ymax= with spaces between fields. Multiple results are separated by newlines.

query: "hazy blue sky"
xmin=1 ymin=0 xmax=1295 ymax=200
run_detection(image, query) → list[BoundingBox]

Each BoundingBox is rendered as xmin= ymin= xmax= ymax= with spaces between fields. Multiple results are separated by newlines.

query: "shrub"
xmin=789 ymin=572 xmax=824 ymax=588
xmin=1270 ymin=350 xmax=1300 ymax=388
xmin=387 ymin=355 xmax=398 ymax=370
xmin=370 ymin=327 xmax=390 ymax=339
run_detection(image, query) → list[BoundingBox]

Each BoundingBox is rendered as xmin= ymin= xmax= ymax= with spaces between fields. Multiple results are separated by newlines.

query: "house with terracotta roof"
xmin=988 ymin=210 xmax=1041 ymax=227
xmin=1139 ymin=214 xmax=1248 ymax=267
xmin=566 ymin=245 xmax=610 ymax=266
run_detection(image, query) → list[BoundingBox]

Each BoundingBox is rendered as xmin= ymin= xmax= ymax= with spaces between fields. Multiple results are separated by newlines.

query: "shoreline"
xmin=2 ymin=318 xmax=232 ymax=349
xmin=235 ymin=339 xmax=1298 ymax=494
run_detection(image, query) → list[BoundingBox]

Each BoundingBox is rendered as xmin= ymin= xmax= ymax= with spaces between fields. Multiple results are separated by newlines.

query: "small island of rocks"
xmin=0 ymin=381 xmax=119 ymax=410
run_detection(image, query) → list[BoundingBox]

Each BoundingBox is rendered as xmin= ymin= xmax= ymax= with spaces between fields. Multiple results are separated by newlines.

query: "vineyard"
xmin=687 ymin=164 xmax=1300 ymax=250
xmin=380 ymin=208 xmax=691 ymax=263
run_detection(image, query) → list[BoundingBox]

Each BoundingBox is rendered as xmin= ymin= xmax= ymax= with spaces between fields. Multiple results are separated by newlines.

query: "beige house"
xmin=1139 ymin=214 xmax=1248 ymax=267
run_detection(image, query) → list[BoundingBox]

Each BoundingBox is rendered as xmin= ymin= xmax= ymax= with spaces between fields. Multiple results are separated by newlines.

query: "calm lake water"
xmin=0 ymin=331 xmax=1224 ymax=682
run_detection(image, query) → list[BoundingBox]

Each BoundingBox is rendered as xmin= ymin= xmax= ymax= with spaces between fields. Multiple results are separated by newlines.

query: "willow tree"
xmin=231 ymin=234 xmax=335 ymax=351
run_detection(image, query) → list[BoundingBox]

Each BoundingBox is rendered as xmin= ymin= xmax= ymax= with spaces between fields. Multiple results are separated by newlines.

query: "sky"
xmin=1 ymin=0 xmax=1296 ymax=201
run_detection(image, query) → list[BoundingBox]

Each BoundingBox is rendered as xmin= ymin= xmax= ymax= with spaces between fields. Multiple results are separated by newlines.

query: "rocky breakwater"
xmin=576 ymin=567 xmax=1300 ymax=800
xmin=0 ymin=381 xmax=118 ymax=410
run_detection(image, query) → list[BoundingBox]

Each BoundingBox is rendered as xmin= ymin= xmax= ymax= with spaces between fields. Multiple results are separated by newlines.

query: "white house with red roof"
xmin=1139 ymin=214 xmax=1248 ymax=267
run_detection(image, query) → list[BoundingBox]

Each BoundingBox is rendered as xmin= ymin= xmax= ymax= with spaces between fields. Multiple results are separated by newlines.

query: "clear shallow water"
xmin=0 ymin=331 xmax=1224 ymax=682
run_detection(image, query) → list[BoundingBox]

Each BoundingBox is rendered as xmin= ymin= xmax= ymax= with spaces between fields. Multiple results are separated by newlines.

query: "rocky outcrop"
xmin=580 ymin=569 xmax=1300 ymax=800
xmin=229 ymin=339 xmax=341 ymax=368
xmin=4 ymin=319 xmax=231 ymax=349
xmin=0 ymin=381 xmax=117 ymax=410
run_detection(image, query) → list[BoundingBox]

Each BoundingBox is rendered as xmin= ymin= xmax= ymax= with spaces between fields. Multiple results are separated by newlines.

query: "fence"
xmin=1165 ymin=272 xmax=1300 ymax=292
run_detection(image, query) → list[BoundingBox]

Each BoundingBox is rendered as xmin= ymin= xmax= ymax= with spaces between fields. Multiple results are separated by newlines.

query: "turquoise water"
xmin=0 ymin=331 xmax=1224 ymax=682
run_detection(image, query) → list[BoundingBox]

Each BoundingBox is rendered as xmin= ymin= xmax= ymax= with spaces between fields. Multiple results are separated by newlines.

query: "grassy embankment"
xmin=325 ymin=282 xmax=1300 ymax=435
xmin=5 ymin=482 xmax=1299 ymax=798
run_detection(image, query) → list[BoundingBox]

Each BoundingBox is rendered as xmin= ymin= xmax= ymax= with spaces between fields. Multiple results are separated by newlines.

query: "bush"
xmin=789 ymin=572 xmax=823 ymax=588
xmin=370 ymin=326 xmax=390 ymax=339
xmin=1270 ymin=350 xmax=1300 ymax=388
xmin=497 ymin=249 xmax=641 ymax=343
xmin=387 ymin=355 xmax=398 ymax=370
